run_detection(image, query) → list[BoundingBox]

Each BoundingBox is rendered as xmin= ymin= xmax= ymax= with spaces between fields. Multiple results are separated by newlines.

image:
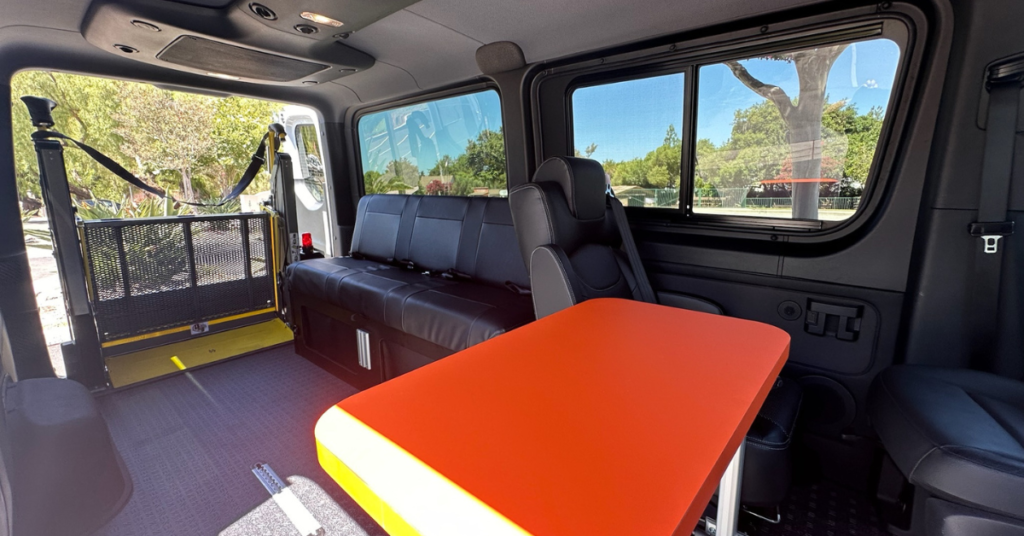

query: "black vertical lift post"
xmin=267 ymin=123 xmax=299 ymax=323
xmin=22 ymin=97 xmax=107 ymax=390
xmin=269 ymin=123 xmax=299 ymax=265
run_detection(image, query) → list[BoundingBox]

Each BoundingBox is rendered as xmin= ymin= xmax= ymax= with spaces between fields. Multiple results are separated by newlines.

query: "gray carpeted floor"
xmin=93 ymin=345 xmax=887 ymax=536
xmin=94 ymin=346 xmax=387 ymax=536
xmin=752 ymin=481 xmax=887 ymax=536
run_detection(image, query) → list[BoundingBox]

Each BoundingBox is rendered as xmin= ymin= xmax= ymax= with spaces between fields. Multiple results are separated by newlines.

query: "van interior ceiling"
xmin=2 ymin=0 xmax=1024 ymax=534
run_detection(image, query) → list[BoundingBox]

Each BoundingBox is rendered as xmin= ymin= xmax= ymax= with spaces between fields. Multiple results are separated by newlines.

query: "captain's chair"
xmin=510 ymin=156 xmax=801 ymax=509
xmin=509 ymin=157 xmax=641 ymax=318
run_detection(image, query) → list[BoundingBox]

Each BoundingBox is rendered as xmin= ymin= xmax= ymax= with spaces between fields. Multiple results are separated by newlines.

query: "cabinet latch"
xmin=805 ymin=301 xmax=862 ymax=341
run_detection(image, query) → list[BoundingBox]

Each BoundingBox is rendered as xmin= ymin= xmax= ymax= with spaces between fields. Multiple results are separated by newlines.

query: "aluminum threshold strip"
xmin=252 ymin=462 xmax=325 ymax=536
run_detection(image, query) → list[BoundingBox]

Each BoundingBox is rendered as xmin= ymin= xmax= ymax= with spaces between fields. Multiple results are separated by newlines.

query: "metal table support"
xmin=700 ymin=439 xmax=746 ymax=536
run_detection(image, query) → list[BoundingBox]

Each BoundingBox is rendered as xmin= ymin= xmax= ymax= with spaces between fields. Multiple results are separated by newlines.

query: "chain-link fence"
xmin=604 ymin=187 xmax=863 ymax=211
xmin=81 ymin=213 xmax=275 ymax=343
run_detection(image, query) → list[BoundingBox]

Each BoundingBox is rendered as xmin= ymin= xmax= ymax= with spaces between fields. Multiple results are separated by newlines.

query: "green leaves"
xmin=603 ymin=125 xmax=681 ymax=190
xmin=363 ymin=169 xmax=413 ymax=194
xmin=417 ymin=128 xmax=508 ymax=195
xmin=583 ymin=97 xmax=883 ymax=205
xmin=694 ymin=100 xmax=883 ymax=194
xmin=11 ymin=71 xmax=283 ymax=209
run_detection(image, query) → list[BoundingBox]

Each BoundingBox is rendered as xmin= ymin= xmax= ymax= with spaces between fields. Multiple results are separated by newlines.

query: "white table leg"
xmin=715 ymin=439 xmax=745 ymax=536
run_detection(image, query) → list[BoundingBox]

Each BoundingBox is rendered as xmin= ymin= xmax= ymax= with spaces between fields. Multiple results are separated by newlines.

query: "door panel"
xmin=650 ymin=262 xmax=903 ymax=436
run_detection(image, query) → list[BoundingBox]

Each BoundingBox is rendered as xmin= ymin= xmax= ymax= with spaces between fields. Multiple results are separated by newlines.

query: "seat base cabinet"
xmin=292 ymin=293 xmax=454 ymax=388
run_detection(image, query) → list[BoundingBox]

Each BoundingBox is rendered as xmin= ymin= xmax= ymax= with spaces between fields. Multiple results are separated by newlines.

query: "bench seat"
xmin=286 ymin=194 xmax=534 ymax=385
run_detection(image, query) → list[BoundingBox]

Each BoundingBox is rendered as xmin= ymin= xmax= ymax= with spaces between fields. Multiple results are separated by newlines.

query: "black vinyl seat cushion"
xmin=287 ymin=257 xmax=533 ymax=351
xmin=869 ymin=365 xmax=1024 ymax=520
xmin=395 ymin=282 xmax=534 ymax=350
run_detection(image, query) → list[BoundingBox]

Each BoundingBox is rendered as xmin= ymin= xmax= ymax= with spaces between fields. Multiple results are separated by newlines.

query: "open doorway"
xmin=12 ymin=71 xmax=311 ymax=381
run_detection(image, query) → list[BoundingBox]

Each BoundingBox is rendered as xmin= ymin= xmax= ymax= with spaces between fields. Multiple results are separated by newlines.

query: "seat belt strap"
xmin=968 ymin=56 xmax=1024 ymax=369
xmin=31 ymin=130 xmax=268 ymax=208
xmin=608 ymin=195 xmax=658 ymax=304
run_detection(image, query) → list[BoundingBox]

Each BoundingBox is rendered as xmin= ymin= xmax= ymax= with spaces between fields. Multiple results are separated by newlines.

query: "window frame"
xmin=538 ymin=5 xmax=924 ymax=241
xmin=292 ymin=122 xmax=327 ymax=208
xmin=351 ymin=82 xmax=509 ymax=198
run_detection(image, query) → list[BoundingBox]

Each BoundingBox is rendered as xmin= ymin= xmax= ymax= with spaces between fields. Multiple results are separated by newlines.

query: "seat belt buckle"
xmin=982 ymin=235 xmax=1002 ymax=254
xmin=969 ymin=221 xmax=1014 ymax=254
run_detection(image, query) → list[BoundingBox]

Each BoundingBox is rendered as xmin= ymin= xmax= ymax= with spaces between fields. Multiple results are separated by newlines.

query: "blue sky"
xmin=572 ymin=38 xmax=901 ymax=163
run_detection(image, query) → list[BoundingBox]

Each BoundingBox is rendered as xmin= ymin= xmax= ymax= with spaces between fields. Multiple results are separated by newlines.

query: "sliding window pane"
xmin=572 ymin=73 xmax=685 ymax=209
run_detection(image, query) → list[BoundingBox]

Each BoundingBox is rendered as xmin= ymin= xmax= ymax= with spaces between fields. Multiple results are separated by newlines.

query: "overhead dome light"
xmin=300 ymin=12 xmax=343 ymax=27
xmin=207 ymin=72 xmax=240 ymax=80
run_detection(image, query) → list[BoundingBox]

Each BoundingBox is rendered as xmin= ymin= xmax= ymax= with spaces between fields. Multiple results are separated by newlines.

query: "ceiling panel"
xmin=343 ymin=8 xmax=482 ymax=91
xmin=406 ymin=0 xmax=824 ymax=63
xmin=0 ymin=0 xmax=834 ymax=113
xmin=0 ymin=0 xmax=88 ymax=32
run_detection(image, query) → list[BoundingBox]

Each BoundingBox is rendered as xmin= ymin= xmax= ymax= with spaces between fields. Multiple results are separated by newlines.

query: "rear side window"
xmin=357 ymin=90 xmax=507 ymax=197
xmin=293 ymin=123 xmax=326 ymax=205
xmin=571 ymin=37 xmax=902 ymax=223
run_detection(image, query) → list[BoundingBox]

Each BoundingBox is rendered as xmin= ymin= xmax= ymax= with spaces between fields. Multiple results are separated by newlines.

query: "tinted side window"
xmin=572 ymin=73 xmax=685 ymax=209
xmin=357 ymin=90 xmax=507 ymax=197
xmin=570 ymin=38 xmax=901 ymax=224
xmin=694 ymin=39 xmax=900 ymax=221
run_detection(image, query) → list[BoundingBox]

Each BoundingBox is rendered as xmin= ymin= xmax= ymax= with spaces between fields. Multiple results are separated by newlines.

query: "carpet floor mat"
xmin=94 ymin=346 xmax=386 ymax=536
xmin=752 ymin=480 xmax=888 ymax=536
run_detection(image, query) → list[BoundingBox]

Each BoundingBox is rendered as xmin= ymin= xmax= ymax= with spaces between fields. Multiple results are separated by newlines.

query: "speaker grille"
xmin=157 ymin=36 xmax=328 ymax=82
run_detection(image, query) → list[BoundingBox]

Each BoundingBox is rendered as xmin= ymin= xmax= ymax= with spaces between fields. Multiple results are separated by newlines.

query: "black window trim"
xmin=536 ymin=3 xmax=925 ymax=243
xmin=349 ymin=81 xmax=509 ymax=199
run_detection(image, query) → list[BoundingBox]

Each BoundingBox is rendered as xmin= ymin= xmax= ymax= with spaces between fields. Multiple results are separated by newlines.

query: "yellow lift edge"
xmin=105 ymin=318 xmax=293 ymax=388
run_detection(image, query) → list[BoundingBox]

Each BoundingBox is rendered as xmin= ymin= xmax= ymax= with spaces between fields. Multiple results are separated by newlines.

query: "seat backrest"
xmin=509 ymin=157 xmax=640 ymax=318
xmin=349 ymin=194 xmax=530 ymax=290
xmin=0 ymin=310 xmax=131 ymax=536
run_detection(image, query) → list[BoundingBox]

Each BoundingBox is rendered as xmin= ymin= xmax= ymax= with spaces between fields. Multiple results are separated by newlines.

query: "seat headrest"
xmin=533 ymin=157 xmax=607 ymax=220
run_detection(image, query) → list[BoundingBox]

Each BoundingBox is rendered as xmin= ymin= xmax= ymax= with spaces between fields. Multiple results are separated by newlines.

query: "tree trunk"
xmin=180 ymin=169 xmax=194 ymax=202
xmin=787 ymin=108 xmax=825 ymax=220
xmin=66 ymin=172 xmax=92 ymax=200
xmin=726 ymin=45 xmax=846 ymax=220
xmin=784 ymin=46 xmax=845 ymax=220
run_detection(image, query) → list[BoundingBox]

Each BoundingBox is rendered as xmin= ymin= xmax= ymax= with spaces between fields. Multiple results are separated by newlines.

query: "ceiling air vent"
xmin=156 ymin=36 xmax=328 ymax=82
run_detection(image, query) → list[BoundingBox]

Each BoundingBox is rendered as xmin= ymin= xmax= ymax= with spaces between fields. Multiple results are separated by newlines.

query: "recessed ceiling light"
xmin=207 ymin=72 xmax=240 ymax=80
xmin=131 ymin=20 xmax=161 ymax=32
xmin=300 ymin=12 xmax=343 ymax=27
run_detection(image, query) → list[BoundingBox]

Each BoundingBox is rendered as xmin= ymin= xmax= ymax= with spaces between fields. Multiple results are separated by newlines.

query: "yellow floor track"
xmin=105 ymin=319 xmax=294 ymax=388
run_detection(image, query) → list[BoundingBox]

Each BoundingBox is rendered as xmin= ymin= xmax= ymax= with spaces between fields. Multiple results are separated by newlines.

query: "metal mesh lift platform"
xmin=76 ymin=212 xmax=291 ymax=387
